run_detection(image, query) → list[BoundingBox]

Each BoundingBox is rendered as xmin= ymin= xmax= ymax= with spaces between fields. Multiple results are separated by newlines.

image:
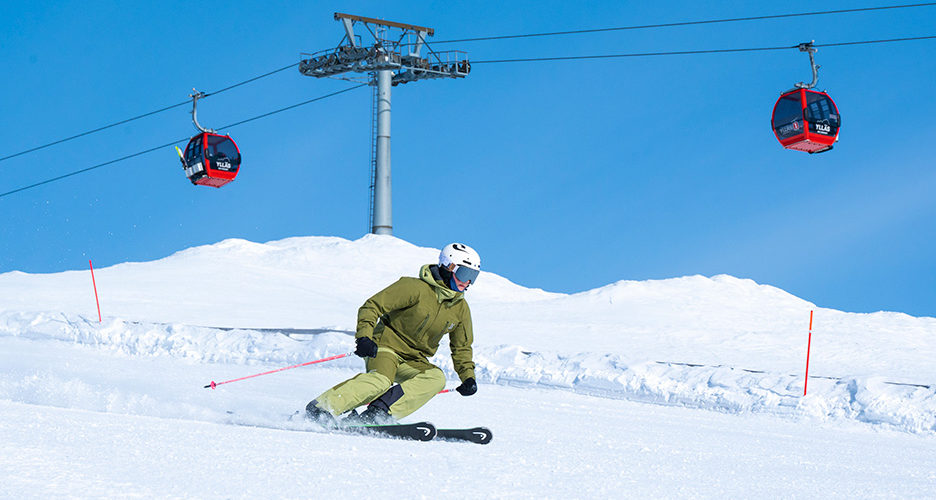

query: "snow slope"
xmin=1 ymin=235 xmax=935 ymax=497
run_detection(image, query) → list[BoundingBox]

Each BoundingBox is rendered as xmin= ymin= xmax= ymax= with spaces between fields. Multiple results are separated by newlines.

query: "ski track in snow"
xmin=2 ymin=377 xmax=936 ymax=499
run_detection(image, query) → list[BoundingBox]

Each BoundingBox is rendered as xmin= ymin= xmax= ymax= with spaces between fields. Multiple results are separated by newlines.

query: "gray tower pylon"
xmin=373 ymin=69 xmax=392 ymax=235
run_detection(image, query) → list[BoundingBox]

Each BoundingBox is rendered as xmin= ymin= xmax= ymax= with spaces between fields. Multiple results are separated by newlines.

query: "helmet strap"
xmin=438 ymin=264 xmax=453 ymax=283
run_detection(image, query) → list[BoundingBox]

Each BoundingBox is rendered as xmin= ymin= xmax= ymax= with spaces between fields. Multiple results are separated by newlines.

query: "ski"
xmin=343 ymin=421 xmax=437 ymax=441
xmin=435 ymin=426 xmax=493 ymax=445
xmin=231 ymin=411 xmax=484 ymax=444
xmin=226 ymin=411 xmax=435 ymax=441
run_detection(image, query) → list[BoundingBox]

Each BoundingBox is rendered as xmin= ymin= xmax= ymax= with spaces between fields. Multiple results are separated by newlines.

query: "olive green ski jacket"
xmin=356 ymin=264 xmax=475 ymax=382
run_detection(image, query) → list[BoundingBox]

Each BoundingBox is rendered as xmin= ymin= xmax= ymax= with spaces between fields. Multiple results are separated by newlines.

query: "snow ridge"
xmin=3 ymin=311 xmax=934 ymax=435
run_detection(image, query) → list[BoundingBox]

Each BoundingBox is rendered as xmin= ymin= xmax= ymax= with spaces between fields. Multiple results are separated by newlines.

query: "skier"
xmin=305 ymin=242 xmax=481 ymax=426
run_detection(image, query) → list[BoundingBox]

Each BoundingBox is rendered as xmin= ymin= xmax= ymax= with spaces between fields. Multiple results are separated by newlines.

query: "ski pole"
xmin=204 ymin=352 xmax=353 ymax=389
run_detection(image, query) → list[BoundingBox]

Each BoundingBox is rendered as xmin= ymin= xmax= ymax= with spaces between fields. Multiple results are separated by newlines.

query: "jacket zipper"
xmin=416 ymin=300 xmax=448 ymax=342
xmin=412 ymin=314 xmax=431 ymax=339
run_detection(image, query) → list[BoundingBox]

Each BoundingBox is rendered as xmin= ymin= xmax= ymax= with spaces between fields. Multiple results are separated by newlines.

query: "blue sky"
xmin=1 ymin=1 xmax=934 ymax=316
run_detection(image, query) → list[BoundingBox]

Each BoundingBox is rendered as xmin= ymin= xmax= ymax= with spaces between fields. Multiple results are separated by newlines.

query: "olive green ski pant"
xmin=314 ymin=347 xmax=446 ymax=419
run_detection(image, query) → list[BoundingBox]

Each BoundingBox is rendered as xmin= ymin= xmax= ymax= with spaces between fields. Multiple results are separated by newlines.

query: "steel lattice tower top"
xmin=300 ymin=13 xmax=470 ymax=235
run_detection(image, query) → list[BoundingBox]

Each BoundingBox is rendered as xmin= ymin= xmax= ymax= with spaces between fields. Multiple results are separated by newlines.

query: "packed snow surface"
xmin=1 ymin=235 xmax=934 ymax=498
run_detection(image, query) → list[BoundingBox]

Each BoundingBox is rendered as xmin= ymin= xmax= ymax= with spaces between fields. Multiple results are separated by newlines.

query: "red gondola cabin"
xmin=771 ymin=88 xmax=841 ymax=154
xmin=181 ymin=132 xmax=242 ymax=187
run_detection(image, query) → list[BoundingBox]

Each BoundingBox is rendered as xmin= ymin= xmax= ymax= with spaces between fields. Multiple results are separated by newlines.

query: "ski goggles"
xmin=453 ymin=265 xmax=480 ymax=284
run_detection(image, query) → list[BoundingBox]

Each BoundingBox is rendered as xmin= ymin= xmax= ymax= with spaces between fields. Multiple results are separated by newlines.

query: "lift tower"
xmin=300 ymin=13 xmax=470 ymax=235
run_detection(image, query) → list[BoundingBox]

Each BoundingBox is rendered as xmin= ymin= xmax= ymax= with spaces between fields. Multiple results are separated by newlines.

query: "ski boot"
xmin=355 ymin=400 xmax=396 ymax=425
xmin=305 ymin=400 xmax=338 ymax=428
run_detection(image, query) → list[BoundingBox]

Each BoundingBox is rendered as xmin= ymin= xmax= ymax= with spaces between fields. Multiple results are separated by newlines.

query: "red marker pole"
xmin=89 ymin=260 xmax=102 ymax=323
xmin=804 ymin=310 xmax=814 ymax=396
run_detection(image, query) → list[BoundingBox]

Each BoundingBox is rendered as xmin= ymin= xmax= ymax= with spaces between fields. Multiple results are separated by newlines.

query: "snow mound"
xmin=1 ymin=234 xmax=935 ymax=435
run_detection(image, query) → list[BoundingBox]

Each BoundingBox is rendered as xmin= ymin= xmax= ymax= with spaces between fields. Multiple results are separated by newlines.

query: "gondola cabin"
xmin=181 ymin=132 xmax=241 ymax=187
xmin=771 ymin=88 xmax=841 ymax=154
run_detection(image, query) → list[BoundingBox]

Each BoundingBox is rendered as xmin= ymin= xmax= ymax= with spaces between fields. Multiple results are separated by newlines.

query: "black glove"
xmin=354 ymin=337 xmax=378 ymax=358
xmin=455 ymin=377 xmax=477 ymax=396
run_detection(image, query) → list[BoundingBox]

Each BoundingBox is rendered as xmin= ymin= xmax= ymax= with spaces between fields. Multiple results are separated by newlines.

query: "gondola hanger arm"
xmin=794 ymin=41 xmax=820 ymax=90
xmin=190 ymin=89 xmax=217 ymax=134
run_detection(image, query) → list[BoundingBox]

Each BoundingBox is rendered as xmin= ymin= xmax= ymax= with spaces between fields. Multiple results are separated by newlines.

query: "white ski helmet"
xmin=439 ymin=242 xmax=481 ymax=284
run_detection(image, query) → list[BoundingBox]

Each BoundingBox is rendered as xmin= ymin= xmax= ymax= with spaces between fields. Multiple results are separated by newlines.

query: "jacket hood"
xmin=420 ymin=264 xmax=463 ymax=304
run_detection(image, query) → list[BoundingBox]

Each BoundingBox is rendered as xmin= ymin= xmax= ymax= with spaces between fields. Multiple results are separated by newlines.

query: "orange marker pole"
xmin=804 ymin=310 xmax=813 ymax=396
xmin=89 ymin=260 xmax=102 ymax=323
